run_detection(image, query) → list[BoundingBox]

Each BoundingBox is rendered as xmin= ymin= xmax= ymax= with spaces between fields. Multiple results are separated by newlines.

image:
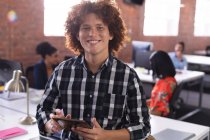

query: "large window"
xmin=143 ymin=0 xmax=181 ymax=36
xmin=44 ymin=0 xmax=82 ymax=36
xmin=194 ymin=0 xmax=210 ymax=36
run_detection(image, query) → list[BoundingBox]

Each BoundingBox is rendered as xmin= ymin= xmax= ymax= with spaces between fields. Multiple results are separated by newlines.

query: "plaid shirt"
xmin=36 ymin=54 xmax=151 ymax=140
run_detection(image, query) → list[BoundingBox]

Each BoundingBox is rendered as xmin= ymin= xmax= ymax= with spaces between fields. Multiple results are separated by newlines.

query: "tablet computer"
xmin=53 ymin=117 xmax=92 ymax=130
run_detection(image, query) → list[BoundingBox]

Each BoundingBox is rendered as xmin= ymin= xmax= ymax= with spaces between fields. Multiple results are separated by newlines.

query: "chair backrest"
xmin=25 ymin=65 xmax=35 ymax=88
xmin=0 ymin=59 xmax=22 ymax=84
xmin=168 ymin=82 xmax=184 ymax=118
xmin=205 ymin=46 xmax=210 ymax=56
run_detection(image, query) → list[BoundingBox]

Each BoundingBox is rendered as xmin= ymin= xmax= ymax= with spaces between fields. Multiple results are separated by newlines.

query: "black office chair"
xmin=0 ymin=59 xmax=22 ymax=84
xmin=168 ymin=82 xmax=184 ymax=118
xmin=205 ymin=45 xmax=210 ymax=56
xmin=25 ymin=65 xmax=35 ymax=88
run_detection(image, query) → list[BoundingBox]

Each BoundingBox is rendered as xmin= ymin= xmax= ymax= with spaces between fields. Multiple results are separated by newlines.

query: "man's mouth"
xmin=87 ymin=40 xmax=101 ymax=44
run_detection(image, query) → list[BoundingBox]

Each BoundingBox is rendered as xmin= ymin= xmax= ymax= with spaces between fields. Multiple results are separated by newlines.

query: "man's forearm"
xmin=104 ymin=128 xmax=130 ymax=140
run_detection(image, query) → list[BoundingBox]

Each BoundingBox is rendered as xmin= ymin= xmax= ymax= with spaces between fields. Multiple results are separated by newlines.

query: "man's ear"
xmin=77 ymin=34 xmax=80 ymax=41
xmin=109 ymin=34 xmax=113 ymax=40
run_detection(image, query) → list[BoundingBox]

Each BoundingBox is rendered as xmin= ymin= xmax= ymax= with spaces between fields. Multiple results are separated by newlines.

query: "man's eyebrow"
xmin=80 ymin=24 xmax=90 ymax=27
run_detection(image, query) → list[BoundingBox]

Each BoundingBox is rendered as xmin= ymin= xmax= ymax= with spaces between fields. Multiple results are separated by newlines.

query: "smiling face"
xmin=174 ymin=44 xmax=183 ymax=58
xmin=77 ymin=13 xmax=113 ymax=57
xmin=45 ymin=51 xmax=59 ymax=65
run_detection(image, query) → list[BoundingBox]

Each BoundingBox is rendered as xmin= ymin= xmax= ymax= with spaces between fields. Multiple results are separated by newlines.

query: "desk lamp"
xmin=1 ymin=70 xmax=25 ymax=100
xmin=4 ymin=70 xmax=36 ymax=125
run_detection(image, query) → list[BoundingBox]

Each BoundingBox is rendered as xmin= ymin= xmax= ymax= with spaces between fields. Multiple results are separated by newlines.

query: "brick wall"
xmin=0 ymin=0 xmax=210 ymax=71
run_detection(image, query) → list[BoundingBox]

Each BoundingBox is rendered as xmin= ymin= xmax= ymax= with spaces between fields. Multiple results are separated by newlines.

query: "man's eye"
xmin=81 ymin=27 xmax=90 ymax=31
xmin=97 ymin=26 xmax=104 ymax=31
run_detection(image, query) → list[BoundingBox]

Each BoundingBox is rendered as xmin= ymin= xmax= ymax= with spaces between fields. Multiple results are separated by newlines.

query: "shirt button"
xmin=92 ymin=75 xmax=94 ymax=78
xmin=87 ymin=114 xmax=90 ymax=117
xmin=89 ymin=95 xmax=92 ymax=98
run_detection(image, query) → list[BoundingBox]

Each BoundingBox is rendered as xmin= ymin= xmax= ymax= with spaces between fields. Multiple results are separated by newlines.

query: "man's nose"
xmin=89 ymin=28 xmax=97 ymax=36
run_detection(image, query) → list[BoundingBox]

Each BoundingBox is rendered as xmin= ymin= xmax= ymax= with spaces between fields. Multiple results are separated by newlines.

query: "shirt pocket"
xmin=102 ymin=93 xmax=126 ymax=120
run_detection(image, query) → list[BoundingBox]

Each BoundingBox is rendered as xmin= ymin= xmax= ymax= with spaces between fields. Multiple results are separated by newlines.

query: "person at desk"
xmin=36 ymin=1 xmax=151 ymax=140
xmin=34 ymin=41 xmax=59 ymax=89
xmin=147 ymin=51 xmax=177 ymax=117
xmin=170 ymin=41 xmax=187 ymax=70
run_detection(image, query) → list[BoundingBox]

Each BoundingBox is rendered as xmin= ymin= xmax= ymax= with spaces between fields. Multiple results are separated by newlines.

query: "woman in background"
xmin=34 ymin=41 xmax=59 ymax=89
xmin=147 ymin=50 xmax=177 ymax=117
xmin=170 ymin=41 xmax=187 ymax=70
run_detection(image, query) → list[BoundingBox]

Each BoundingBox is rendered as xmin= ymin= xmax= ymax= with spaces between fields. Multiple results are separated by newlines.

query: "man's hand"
xmin=45 ymin=109 xmax=71 ymax=133
xmin=72 ymin=118 xmax=107 ymax=140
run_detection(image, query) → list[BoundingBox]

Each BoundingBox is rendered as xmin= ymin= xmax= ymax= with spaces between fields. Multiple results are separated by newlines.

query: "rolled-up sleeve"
xmin=126 ymin=72 xmax=151 ymax=140
xmin=36 ymin=69 xmax=61 ymax=136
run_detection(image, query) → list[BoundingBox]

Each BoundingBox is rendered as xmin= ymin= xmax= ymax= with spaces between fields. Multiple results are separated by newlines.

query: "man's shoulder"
xmin=54 ymin=56 xmax=79 ymax=72
xmin=112 ymin=57 xmax=137 ymax=75
xmin=113 ymin=57 xmax=133 ymax=69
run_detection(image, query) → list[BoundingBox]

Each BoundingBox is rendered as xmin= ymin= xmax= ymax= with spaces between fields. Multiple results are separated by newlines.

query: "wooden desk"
xmin=0 ymin=105 xmax=209 ymax=140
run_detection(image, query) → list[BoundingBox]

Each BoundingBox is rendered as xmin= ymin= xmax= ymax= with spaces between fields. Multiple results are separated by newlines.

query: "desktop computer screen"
xmin=133 ymin=51 xmax=153 ymax=71
xmin=132 ymin=40 xmax=153 ymax=60
xmin=132 ymin=41 xmax=154 ymax=72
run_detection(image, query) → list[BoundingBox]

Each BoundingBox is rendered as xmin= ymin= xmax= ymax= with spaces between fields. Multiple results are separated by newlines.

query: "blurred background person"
xmin=34 ymin=41 xmax=59 ymax=89
xmin=147 ymin=50 xmax=177 ymax=117
xmin=170 ymin=41 xmax=187 ymax=70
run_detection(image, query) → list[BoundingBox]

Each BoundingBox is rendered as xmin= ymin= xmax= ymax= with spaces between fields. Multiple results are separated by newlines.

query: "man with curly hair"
xmin=36 ymin=1 xmax=150 ymax=140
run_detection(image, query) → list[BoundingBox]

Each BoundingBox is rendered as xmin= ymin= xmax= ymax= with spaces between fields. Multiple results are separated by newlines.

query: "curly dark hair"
xmin=36 ymin=41 xmax=57 ymax=59
xmin=65 ymin=1 xmax=126 ymax=54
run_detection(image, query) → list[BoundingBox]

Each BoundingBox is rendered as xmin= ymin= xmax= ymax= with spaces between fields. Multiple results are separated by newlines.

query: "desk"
xmin=134 ymin=68 xmax=205 ymax=85
xmin=194 ymin=50 xmax=207 ymax=56
xmin=185 ymin=54 xmax=210 ymax=66
xmin=0 ymin=105 xmax=209 ymax=140
xmin=151 ymin=115 xmax=209 ymax=140
xmin=0 ymin=88 xmax=43 ymax=116
xmin=0 ymin=95 xmax=38 ymax=116
xmin=0 ymin=106 xmax=39 ymax=140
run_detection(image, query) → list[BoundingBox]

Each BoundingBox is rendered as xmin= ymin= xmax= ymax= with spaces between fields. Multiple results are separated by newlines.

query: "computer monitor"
xmin=132 ymin=40 xmax=153 ymax=61
xmin=133 ymin=50 xmax=153 ymax=74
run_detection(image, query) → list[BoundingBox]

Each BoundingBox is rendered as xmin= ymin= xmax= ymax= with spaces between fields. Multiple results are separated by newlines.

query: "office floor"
xmin=179 ymin=89 xmax=210 ymax=127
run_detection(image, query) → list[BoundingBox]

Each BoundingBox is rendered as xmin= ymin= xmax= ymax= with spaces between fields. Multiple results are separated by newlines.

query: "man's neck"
xmin=85 ymin=53 xmax=108 ymax=74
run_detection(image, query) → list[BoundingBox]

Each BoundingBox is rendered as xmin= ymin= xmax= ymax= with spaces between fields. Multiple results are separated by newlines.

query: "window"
xmin=143 ymin=0 xmax=181 ymax=36
xmin=194 ymin=0 xmax=210 ymax=36
xmin=44 ymin=0 xmax=82 ymax=36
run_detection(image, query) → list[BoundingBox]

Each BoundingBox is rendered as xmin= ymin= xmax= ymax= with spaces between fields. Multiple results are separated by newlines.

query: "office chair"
xmin=168 ymin=82 xmax=184 ymax=118
xmin=205 ymin=45 xmax=210 ymax=56
xmin=0 ymin=59 xmax=22 ymax=84
xmin=25 ymin=65 xmax=35 ymax=88
xmin=203 ymin=74 xmax=210 ymax=90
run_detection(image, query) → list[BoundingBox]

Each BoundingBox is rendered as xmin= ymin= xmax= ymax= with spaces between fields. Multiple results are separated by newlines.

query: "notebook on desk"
xmin=0 ymin=127 xmax=28 ymax=139
xmin=153 ymin=128 xmax=195 ymax=140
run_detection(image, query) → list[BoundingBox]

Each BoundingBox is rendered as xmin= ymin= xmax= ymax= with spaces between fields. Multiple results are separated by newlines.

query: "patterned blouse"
xmin=149 ymin=77 xmax=177 ymax=116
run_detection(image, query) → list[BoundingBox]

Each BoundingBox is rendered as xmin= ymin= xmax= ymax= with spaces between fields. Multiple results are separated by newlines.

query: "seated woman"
xmin=34 ymin=42 xmax=59 ymax=89
xmin=170 ymin=41 xmax=187 ymax=70
xmin=147 ymin=50 xmax=177 ymax=117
